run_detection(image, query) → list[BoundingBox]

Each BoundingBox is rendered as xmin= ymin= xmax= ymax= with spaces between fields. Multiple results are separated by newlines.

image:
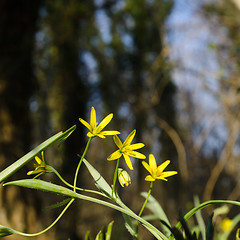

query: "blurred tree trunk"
xmin=42 ymin=1 xmax=91 ymax=239
xmin=0 ymin=0 xmax=49 ymax=239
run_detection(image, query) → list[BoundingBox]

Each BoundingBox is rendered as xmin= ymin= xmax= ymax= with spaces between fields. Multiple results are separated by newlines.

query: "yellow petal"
xmin=160 ymin=171 xmax=178 ymax=178
xmin=126 ymin=143 xmax=144 ymax=150
xmin=107 ymin=150 xmax=122 ymax=160
xmin=97 ymin=113 xmax=113 ymax=131
xmin=123 ymin=129 xmax=136 ymax=146
xmin=158 ymin=160 xmax=170 ymax=172
xmin=96 ymin=133 xmax=106 ymax=138
xmin=145 ymin=175 xmax=155 ymax=181
xmin=113 ymin=135 xmax=123 ymax=149
xmin=101 ymin=130 xmax=120 ymax=136
xmin=90 ymin=107 xmax=97 ymax=129
xmin=35 ymin=156 xmax=42 ymax=164
xmin=142 ymin=161 xmax=152 ymax=174
xmin=127 ymin=151 xmax=146 ymax=159
xmin=79 ymin=118 xmax=92 ymax=131
xmin=149 ymin=154 xmax=157 ymax=170
xmin=123 ymin=154 xmax=133 ymax=170
xmin=27 ymin=170 xmax=35 ymax=175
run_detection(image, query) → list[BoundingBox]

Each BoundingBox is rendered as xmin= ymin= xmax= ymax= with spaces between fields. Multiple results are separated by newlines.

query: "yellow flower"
xmin=118 ymin=168 xmax=131 ymax=187
xmin=27 ymin=152 xmax=52 ymax=178
xmin=107 ymin=130 xmax=146 ymax=170
xmin=142 ymin=154 xmax=177 ymax=181
xmin=221 ymin=218 xmax=232 ymax=232
xmin=79 ymin=106 xmax=120 ymax=138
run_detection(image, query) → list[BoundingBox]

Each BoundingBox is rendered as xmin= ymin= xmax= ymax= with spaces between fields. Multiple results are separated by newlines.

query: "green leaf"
xmin=84 ymin=231 xmax=91 ymax=240
xmin=141 ymin=192 xmax=171 ymax=236
xmin=0 ymin=225 xmax=15 ymax=238
xmin=95 ymin=221 xmax=114 ymax=240
xmin=206 ymin=213 xmax=214 ymax=240
xmin=83 ymin=159 xmax=112 ymax=198
xmin=43 ymin=198 xmax=72 ymax=211
xmin=105 ymin=221 xmax=114 ymax=240
xmin=4 ymin=179 xmax=79 ymax=198
xmin=236 ymin=228 xmax=240 ymax=240
xmin=95 ymin=229 xmax=104 ymax=240
xmin=0 ymin=125 xmax=76 ymax=183
xmin=194 ymin=195 xmax=206 ymax=240
xmin=122 ymin=213 xmax=137 ymax=238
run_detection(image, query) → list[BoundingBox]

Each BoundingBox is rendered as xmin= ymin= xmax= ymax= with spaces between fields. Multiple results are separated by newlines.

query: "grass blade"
xmin=0 ymin=125 xmax=76 ymax=183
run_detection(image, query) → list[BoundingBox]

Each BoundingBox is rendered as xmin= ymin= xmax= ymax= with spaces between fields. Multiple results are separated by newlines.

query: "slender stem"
xmin=112 ymin=158 xmax=119 ymax=197
xmin=14 ymin=198 xmax=75 ymax=237
xmin=73 ymin=138 xmax=92 ymax=192
xmin=50 ymin=166 xmax=106 ymax=197
xmin=136 ymin=181 xmax=154 ymax=238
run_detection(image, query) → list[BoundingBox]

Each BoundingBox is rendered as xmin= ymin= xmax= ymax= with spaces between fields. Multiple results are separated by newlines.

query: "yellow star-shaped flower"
xmin=79 ymin=107 xmax=120 ymax=138
xmin=27 ymin=152 xmax=52 ymax=178
xmin=142 ymin=154 xmax=177 ymax=181
xmin=107 ymin=130 xmax=146 ymax=170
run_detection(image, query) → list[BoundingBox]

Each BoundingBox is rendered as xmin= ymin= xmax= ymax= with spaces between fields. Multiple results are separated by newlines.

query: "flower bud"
xmin=118 ymin=168 xmax=131 ymax=187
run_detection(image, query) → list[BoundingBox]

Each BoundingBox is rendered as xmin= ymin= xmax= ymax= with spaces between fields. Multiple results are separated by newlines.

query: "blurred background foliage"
xmin=0 ymin=0 xmax=240 ymax=239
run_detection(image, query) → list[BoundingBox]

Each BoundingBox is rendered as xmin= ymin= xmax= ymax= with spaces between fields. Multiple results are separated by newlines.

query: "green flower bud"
xmin=118 ymin=168 xmax=131 ymax=187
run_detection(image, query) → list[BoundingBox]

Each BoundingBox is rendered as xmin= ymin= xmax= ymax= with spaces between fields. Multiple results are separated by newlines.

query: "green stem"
xmin=50 ymin=166 xmax=106 ymax=197
xmin=14 ymin=198 xmax=75 ymax=237
xmin=136 ymin=181 xmax=154 ymax=238
xmin=112 ymin=158 xmax=119 ymax=197
xmin=73 ymin=138 xmax=92 ymax=192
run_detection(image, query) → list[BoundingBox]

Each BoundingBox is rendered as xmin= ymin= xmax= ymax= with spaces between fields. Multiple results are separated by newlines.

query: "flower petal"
xmin=96 ymin=133 xmax=106 ymax=138
xmin=142 ymin=161 xmax=152 ymax=174
xmin=160 ymin=171 xmax=178 ymax=178
xmin=123 ymin=154 xmax=133 ymax=170
xmin=149 ymin=154 xmax=157 ymax=170
xmin=113 ymin=135 xmax=123 ymax=148
xmin=79 ymin=118 xmax=92 ymax=131
xmin=127 ymin=150 xmax=146 ymax=159
xmin=107 ymin=150 xmax=122 ymax=160
xmin=97 ymin=113 xmax=113 ymax=131
xmin=126 ymin=143 xmax=144 ymax=150
xmin=101 ymin=130 xmax=120 ymax=136
xmin=158 ymin=160 xmax=170 ymax=172
xmin=123 ymin=129 xmax=136 ymax=146
xmin=145 ymin=175 xmax=155 ymax=181
xmin=35 ymin=156 xmax=42 ymax=165
xmin=90 ymin=107 xmax=97 ymax=129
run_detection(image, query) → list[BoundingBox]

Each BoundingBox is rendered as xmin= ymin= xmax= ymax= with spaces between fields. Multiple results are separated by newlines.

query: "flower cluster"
xmin=78 ymin=106 xmax=177 ymax=186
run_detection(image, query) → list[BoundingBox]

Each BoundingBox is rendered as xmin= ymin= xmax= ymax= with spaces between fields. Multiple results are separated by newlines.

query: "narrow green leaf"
xmin=236 ymin=228 xmax=240 ymax=240
xmin=206 ymin=213 xmax=214 ymax=240
xmin=105 ymin=221 xmax=114 ymax=240
xmin=83 ymin=159 xmax=112 ymax=198
xmin=122 ymin=213 xmax=137 ymax=237
xmin=84 ymin=231 xmax=91 ymax=240
xmin=0 ymin=225 xmax=15 ymax=238
xmin=0 ymin=125 xmax=76 ymax=183
xmin=4 ymin=179 xmax=79 ymax=198
xmin=43 ymin=198 xmax=72 ymax=211
xmin=141 ymin=192 xmax=171 ymax=236
xmin=95 ymin=230 xmax=103 ymax=240
xmin=194 ymin=195 xmax=206 ymax=240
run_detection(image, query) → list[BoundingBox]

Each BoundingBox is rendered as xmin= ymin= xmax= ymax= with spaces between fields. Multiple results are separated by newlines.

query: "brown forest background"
xmin=0 ymin=0 xmax=240 ymax=239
